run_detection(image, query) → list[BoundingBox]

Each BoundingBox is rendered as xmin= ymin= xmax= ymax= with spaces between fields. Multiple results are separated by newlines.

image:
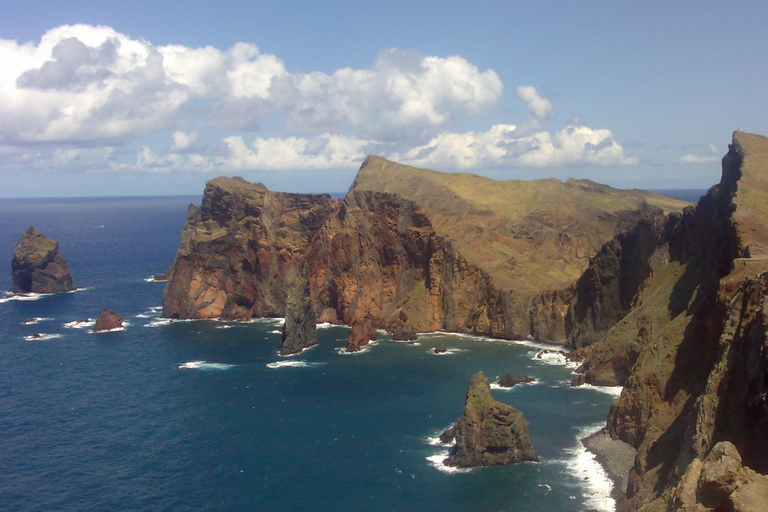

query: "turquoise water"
xmin=0 ymin=196 xmax=618 ymax=511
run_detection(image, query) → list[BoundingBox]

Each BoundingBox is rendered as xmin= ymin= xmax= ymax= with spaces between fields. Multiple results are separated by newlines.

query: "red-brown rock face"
xmin=162 ymin=160 xmax=686 ymax=344
xmin=162 ymin=177 xmax=337 ymax=319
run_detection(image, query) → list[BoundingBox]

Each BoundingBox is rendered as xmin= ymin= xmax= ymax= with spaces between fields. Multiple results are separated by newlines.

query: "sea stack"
xmin=11 ymin=227 xmax=74 ymax=294
xmin=279 ymin=264 xmax=317 ymax=356
xmin=441 ymin=371 xmax=538 ymax=467
xmin=93 ymin=310 xmax=124 ymax=332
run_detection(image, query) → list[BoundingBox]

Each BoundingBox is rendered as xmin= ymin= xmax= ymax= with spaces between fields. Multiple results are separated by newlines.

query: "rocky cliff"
xmin=162 ymin=159 xmax=688 ymax=349
xmin=571 ymin=131 xmax=768 ymax=511
xmin=11 ymin=227 xmax=74 ymax=294
xmin=440 ymin=371 xmax=538 ymax=467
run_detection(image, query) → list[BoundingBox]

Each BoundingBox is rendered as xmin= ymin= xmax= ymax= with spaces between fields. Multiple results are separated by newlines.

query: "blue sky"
xmin=1 ymin=1 xmax=767 ymax=197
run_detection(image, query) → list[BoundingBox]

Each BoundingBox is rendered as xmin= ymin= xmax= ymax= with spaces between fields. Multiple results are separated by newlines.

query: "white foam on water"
xmin=573 ymin=383 xmax=624 ymax=398
xmin=316 ymin=322 xmax=337 ymax=329
xmin=24 ymin=333 xmax=62 ymax=341
xmin=91 ymin=325 xmax=127 ymax=334
xmin=144 ymin=318 xmax=174 ymax=327
xmin=178 ymin=361 xmax=235 ymax=370
xmin=135 ymin=313 xmax=151 ymax=318
xmin=528 ymin=349 xmax=580 ymax=369
xmin=334 ymin=339 xmax=378 ymax=355
xmin=268 ymin=329 xmax=281 ymax=334
xmin=64 ymin=319 xmax=96 ymax=329
xmin=426 ymin=452 xmax=472 ymax=474
xmin=21 ymin=317 xmax=52 ymax=325
xmin=490 ymin=379 xmax=539 ymax=391
xmin=0 ymin=292 xmax=51 ymax=304
xmin=427 ymin=347 xmax=466 ymax=356
xmin=216 ymin=325 xmax=233 ymax=329
xmin=149 ymin=306 xmax=163 ymax=312
xmin=266 ymin=360 xmax=325 ymax=369
xmin=549 ymin=423 xmax=616 ymax=512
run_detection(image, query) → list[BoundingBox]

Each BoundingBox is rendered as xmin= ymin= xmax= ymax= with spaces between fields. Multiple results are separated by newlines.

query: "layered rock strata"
xmin=440 ymin=371 xmax=537 ymax=467
xmin=571 ymin=131 xmax=768 ymax=511
xmin=162 ymin=159 xmax=688 ymax=346
xmin=11 ymin=227 xmax=74 ymax=294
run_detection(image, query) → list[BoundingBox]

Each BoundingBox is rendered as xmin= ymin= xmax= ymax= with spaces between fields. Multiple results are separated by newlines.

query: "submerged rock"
xmin=441 ymin=371 xmax=538 ymax=467
xmin=280 ymin=264 xmax=317 ymax=356
xmin=93 ymin=310 xmax=123 ymax=332
xmin=497 ymin=373 xmax=535 ymax=387
xmin=11 ymin=227 xmax=74 ymax=294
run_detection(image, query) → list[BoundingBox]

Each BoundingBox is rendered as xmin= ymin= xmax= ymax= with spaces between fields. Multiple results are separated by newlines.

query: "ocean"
xmin=0 ymin=196 xmax=623 ymax=512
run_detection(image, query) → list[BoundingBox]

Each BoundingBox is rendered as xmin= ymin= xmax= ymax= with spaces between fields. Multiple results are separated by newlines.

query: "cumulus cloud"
xmin=170 ymin=130 xmax=199 ymax=152
xmin=392 ymin=124 xmax=638 ymax=169
xmin=0 ymin=23 xmax=639 ymax=176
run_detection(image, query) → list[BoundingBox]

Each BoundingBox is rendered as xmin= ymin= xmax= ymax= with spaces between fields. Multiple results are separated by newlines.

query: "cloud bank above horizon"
xmin=1 ymin=24 xmax=642 ymax=176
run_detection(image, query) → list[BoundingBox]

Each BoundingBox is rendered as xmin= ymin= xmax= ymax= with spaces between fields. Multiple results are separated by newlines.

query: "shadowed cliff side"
xmin=570 ymin=131 xmax=768 ymax=511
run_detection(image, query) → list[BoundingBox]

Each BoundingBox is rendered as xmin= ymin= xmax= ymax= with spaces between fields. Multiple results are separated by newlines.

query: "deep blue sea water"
xmin=0 ymin=196 xmax=622 ymax=512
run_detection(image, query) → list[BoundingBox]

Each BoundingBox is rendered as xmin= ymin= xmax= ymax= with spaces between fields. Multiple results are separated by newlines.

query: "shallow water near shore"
xmin=0 ymin=196 xmax=618 ymax=511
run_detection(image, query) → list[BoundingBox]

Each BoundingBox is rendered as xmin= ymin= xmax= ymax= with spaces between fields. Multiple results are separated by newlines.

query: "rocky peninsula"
xmin=161 ymin=131 xmax=768 ymax=510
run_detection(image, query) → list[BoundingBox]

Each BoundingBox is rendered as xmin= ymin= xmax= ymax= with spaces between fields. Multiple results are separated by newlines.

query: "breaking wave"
xmin=178 ymin=361 xmax=236 ymax=371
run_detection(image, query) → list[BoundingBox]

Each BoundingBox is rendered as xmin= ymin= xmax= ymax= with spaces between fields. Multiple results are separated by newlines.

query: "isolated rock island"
xmin=439 ymin=371 xmax=537 ymax=467
xmin=11 ymin=227 xmax=74 ymax=294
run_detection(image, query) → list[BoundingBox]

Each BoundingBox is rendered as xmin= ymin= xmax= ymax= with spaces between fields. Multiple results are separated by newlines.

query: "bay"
xmin=0 ymin=196 xmax=618 ymax=511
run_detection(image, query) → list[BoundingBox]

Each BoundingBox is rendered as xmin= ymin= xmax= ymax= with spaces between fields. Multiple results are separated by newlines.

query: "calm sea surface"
xmin=0 ymin=196 xmax=624 ymax=512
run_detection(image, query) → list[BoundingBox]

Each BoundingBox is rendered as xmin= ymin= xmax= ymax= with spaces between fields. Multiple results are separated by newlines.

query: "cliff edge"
xmin=572 ymin=131 xmax=768 ymax=511
xmin=162 ymin=160 xmax=688 ymax=345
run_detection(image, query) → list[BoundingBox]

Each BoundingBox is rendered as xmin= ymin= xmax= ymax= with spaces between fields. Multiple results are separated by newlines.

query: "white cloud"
xmin=679 ymin=144 xmax=720 ymax=164
xmin=0 ymin=24 xmax=639 ymax=177
xmin=392 ymin=123 xmax=638 ymax=169
xmin=170 ymin=130 xmax=199 ymax=151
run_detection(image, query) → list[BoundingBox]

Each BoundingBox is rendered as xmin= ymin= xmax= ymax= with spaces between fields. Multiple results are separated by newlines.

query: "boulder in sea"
xmin=11 ymin=227 xmax=74 ymax=294
xmin=391 ymin=327 xmax=418 ymax=341
xmin=280 ymin=264 xmax=318 ymax=356
xmin=93 ymin=310 xmax=124 ymax=332
xmin=497 ymin=373 xmax=535 ymax=388
xmin=434 ymin=342 xmax=448 ymax=354
xmin=347 ymin=314 xmax=377 ymax=351
xmin=441 ymin=371 xmax=538 ymax=467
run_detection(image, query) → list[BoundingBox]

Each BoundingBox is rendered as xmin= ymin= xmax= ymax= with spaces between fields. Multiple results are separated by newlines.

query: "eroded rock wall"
xmin=569 ymin=131 xmax=768 ymax=511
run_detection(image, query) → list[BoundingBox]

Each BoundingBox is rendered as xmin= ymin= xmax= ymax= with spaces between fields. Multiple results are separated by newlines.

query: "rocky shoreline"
xmin=582 ymin=429 xmax=636 ymax=502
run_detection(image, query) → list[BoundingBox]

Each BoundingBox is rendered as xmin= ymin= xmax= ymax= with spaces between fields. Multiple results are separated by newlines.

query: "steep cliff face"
xmin=163 ymin=177 xmax=337 ymax=319
xmin=571 ymin=131 xmax=768 ymax=511
xmin=163 ymin=159 xmax=689 ymax=346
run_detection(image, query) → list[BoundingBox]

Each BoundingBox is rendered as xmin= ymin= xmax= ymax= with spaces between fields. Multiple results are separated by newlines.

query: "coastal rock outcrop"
xmin=440 ymin=371 xmax=538 ymax=467
xmin=497 ymin=373 xmax=535 ymax=387
xmin=162 ymin=158 xmax=689 ymax=344
xmin=11 ymin=227 xmax=74 ymax=294
xmin=570 ymin=131 xmax=768 ymax=511
xmin=162 ymin=177 xmax=337 ymax=320
xmin=279 ymin=263 xmax=317 ymax=356
xmin=93 ymin=309 xmax=123 ymax=332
